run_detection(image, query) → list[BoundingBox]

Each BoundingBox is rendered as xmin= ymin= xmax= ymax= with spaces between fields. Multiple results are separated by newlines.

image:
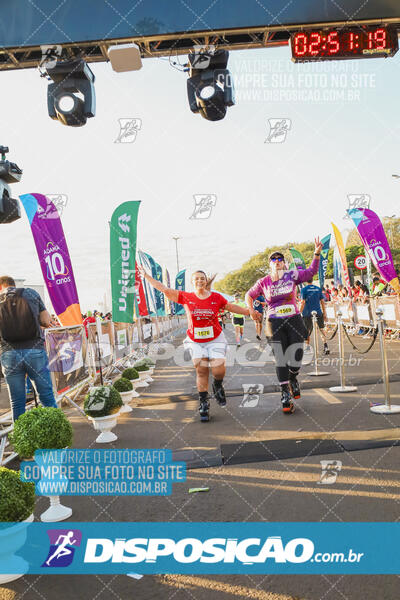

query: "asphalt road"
xmin=1 ymin=320 xmax=400 ymax=600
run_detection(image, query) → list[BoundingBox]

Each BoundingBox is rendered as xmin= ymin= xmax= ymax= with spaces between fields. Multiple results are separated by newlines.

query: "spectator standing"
xmin=371 ymin=277 xmax=385 ymax=296
xmin=322 ymin=286 xmax=331 ymax=301
xmin=0 ymin=276 xmax=58 ymax=421
xmin=300 ymin=278 xmax=330 ymax=355
xmin=83 ymin=310 xmax=96 ymax=337
xmin=355 ymin=280 xmax=369 ymax=302
xmin=331 ymin=288 xmax=339 ymax=302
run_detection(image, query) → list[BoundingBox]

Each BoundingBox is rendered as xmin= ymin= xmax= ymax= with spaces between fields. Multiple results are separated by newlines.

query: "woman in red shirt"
xmin=138 ymin=266 xmax=259 ymax=421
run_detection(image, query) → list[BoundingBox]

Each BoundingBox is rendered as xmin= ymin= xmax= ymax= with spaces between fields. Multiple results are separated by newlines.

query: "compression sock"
xmin=213 ymin=378 xmax=223 ymax=389
xmin=199 ymin=391 xmax=208 ymax=402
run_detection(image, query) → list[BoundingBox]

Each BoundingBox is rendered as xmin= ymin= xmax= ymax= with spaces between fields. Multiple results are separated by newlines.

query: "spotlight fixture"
xmin=46 ymin=58 xmax=96 ymax=127
xmin=0 ymin=146 xmax=22 ymax=225
xmin=186 ymin=48 xmax=235 ymax=121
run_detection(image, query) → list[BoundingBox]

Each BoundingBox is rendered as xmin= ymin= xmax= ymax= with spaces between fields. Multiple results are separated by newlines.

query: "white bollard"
xmin=308 ymin=310 xmax=329 ymax=376
xmin=40 ymin=496 xmax=72 ymax=522
xmin=370 ymin=307 xmax=400 ymax=414
xmin=329 ymin=309 xmax=357 ymax=393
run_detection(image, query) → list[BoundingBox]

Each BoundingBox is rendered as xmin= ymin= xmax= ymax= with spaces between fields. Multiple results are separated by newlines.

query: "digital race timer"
xmin=291 ymin=26 xmax=398 ymax=62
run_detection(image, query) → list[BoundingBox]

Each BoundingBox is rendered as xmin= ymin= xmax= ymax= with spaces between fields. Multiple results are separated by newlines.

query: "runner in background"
xmin=218 ymin=308 xmax=227 ymax=330
xmin=231 ymin=293 xmax=247 ymax=347
xmin=221 ymin=311 xmax=227 ymax=329
xmin=253 ymin=294 xmax=266 ymax=340
xmin=300 ymin=278 xmax=330 ymax=355
xmin=246 ymin=238 xmax=322 ymax=414
xmin=137 ymin=266 xmax=259 ymax=421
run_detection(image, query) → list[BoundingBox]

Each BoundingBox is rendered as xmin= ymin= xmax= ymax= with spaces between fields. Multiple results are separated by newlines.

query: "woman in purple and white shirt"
xmin=246 ymin=238 xmax=322 ymax=413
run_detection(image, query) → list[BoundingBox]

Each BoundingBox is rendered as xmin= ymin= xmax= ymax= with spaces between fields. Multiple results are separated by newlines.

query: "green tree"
xmin=215 ymin=219 xmax=400 ymax=294
xmin=215 ymin=241 xmax=314 ymax=295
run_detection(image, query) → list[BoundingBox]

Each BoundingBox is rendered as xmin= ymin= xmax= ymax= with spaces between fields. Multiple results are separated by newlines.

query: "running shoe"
xmin=256 ymin=335 xmax=261 ymax=341
xmin=199 ymin=398 xmax=210 ymax=421
xmin=281 ymin=387 xmax=295 ymax=414
xmin=212 ymin=382 xmax=227 ymax=406
xmin=289 ymin=376 xmax=301 ymax=400
xmin=323 ymin=342 xmax=330 ymax=355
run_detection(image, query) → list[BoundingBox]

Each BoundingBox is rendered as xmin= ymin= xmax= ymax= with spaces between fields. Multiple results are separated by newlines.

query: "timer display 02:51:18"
xmin=291 ymin=26 xmax=398 ymax=62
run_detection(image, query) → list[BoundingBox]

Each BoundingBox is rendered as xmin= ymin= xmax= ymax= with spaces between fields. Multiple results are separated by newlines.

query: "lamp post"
xmin=172 ymin=236 xmax=181 ymax=274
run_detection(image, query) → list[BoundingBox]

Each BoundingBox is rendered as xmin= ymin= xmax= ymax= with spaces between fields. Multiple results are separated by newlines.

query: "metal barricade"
xmin=370 ymin=307 xmax=400 ymax=414
xmin=325 ymin=303 xmax=336 ymax=326
xmin=329 ymin=309 xmax=358 ymax=393
xmin=352 ymin=301 xmax=374 ymax=329
xmin=308 ymin=311 xmax=330 ymax=377
xmin=373 ymin=296 xmax=400 ymax=331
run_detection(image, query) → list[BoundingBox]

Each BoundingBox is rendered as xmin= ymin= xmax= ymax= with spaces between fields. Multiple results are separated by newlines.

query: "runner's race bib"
xmin=194 ymin=326 xmax=214 ymax=340
xmin=273 ymin=304 xmax=296 ymax=317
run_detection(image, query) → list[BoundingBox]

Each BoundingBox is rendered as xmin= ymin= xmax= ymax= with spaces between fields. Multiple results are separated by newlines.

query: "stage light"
xmin=0 ymin=146 xmax=22 ymax=225
xmin=45 ymin=58 xmax=95 ymax=127
xmin=187 ymin=49 xmax=235 ymax=122
xmin=199 ymin=86 xmax=216 ymax=100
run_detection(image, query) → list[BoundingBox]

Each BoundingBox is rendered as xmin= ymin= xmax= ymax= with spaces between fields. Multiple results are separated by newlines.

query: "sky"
xmin=0 ymin=43 xmax=400 ymax=311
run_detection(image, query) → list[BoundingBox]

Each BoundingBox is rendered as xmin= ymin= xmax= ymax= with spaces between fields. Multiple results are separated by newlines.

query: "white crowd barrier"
xmin=324 ymin=297 xmax=400 ymax=334
xmin=0 ymin=314 xmax=187 ymax=466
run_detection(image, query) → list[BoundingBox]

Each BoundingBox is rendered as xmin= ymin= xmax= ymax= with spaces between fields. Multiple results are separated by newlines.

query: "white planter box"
xmin=88 ymin=411 xmax=120 ymax=443
xmin=0 ymin=514 xmax=34 ymax=584
xmin=119 ymin=390 xmax=133 ymax=413
xmin=129 ymin=379 xmax=141 ymax=397
xmin=41 ymin=496 xmax=72 ymax=523
xmin=135 ymin=372 xmax=149 ymax=388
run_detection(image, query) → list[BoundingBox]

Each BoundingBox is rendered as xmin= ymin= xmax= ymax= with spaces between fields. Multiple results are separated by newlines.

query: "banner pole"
xmin=308 ymin=311 xmax=329 ymax=376
xmin=370 ymin=307 xmax=400 ymax=414
xmin=366 ymin=253 xmax=372 ymax=291
xmin=329 ymin=309 xmax=357 ymax=393
xmin=95 ymin=328 xmax=104 ymax=386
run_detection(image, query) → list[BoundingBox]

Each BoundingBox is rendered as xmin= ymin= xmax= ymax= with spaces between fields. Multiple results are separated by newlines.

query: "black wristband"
xmin=314 ymin=253 xmax=320 ymax=256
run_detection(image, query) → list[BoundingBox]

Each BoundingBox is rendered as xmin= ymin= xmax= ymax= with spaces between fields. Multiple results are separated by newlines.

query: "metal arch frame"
xmin=1 ymin=18 xmax=400 ymax=71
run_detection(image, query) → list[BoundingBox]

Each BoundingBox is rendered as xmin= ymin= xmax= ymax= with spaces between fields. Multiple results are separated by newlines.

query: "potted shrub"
xmin=134 ymin=362 xmax=152 ymax=385
xmin=136 ymin=357 xmax=155 ymax=374
xmin=122 ymin=367 xmax=139 ymax=381
xmin=122 ymin=366 xmax=146 ymax=389
xmin=84 ymin=386 xmax=122 ymax=443
xmin=0 ymin=467 xmax=35 ymax=584
xmin=112 ymin=378 xmax=134 ymax=413
xmin=9 ymin=406 xmax=73 ymax=459
xmin=9 ymin=407 xmax=73 ymax=523
xmin=144 ymin=356 xmax=156 ymax=366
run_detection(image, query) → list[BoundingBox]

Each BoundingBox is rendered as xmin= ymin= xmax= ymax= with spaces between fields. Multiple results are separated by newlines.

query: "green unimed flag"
xmin=110 ymin=201 xmax=141 ymax=323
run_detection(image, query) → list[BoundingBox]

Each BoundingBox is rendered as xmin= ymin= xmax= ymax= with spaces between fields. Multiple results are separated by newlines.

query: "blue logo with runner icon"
xmin=42 ymin=529 xmax=82 ymax=567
